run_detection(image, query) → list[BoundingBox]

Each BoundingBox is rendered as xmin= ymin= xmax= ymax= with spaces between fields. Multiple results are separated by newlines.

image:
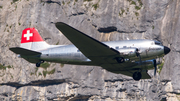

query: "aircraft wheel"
xmin=116 ymin=57 xmax=125 ymax=63
xmin=41 ymin=60 xmax=44 ymax=63
xmin=133 ymin=72 xmax=142 ymax=81
xmin=36 ymin=63 xmax=41 ymax=67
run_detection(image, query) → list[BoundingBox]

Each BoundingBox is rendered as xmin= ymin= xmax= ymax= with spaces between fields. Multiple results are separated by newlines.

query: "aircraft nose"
xmin=164 ymin=46 xmax=171 ymax=55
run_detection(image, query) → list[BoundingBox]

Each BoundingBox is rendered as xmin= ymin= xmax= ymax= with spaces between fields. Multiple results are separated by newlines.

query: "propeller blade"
xmin=153 ymin=59 xmax=157 ymax=76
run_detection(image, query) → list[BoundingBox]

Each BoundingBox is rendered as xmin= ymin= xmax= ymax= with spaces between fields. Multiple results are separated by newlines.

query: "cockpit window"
xmin=155 ymin=41 xmax=162 ymax=45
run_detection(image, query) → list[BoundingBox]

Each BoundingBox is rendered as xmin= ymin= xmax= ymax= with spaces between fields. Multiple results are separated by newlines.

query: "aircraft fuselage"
xmin=39 ymin=39 xmax=166 ymax=70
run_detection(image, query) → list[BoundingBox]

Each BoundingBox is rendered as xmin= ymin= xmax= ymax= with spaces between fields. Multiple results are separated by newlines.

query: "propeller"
xmin=153 ymin=59 xmax=157 ymax=76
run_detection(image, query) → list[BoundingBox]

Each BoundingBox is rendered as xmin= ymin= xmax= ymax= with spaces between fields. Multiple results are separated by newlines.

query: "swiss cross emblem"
xmin=24 ymin=30 xmax=33 ymax=40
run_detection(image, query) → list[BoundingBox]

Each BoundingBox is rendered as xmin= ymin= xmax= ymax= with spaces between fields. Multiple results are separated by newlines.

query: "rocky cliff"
xmin=0 ymin=0 xmax=179 ymax=100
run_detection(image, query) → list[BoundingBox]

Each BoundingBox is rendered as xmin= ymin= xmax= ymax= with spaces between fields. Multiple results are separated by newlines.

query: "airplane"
xmin=9 ymin=22 xmax=171 ymax=81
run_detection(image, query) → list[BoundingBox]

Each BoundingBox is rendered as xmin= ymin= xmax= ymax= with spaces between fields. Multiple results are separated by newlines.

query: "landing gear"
xmin=133 ymin=72 xmax=142 ymax=81
xmin=116 ymin=57 xmax=125 ymax=63
xmin=36 ymin=60 xmax=44 ymax=67
xmin=133 ymin=48 xmax=142 ymax=81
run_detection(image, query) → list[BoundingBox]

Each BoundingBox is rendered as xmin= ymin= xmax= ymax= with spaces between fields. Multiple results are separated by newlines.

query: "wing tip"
xmin=55 ymin=22 xmax=66 ymax=27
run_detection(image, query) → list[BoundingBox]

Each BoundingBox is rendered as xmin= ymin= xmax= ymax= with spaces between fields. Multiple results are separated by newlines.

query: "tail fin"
xmin=20 ymin=28 xmax=49 ymax=51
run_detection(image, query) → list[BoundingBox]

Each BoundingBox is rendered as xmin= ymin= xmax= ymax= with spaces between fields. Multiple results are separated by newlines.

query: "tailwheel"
xmin=133 ymin=72 xmax=142 ymax=81
xmin=36 ymin=60 xmax=44 ymax=67
xmin=36 ymin=63 xmax=41 ymax=67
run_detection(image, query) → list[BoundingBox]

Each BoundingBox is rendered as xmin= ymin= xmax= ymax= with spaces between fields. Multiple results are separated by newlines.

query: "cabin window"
xmin=123 ymin=46 xmax=127 ymax=48
xmin=155 ymin=41 xmax=162 ymax=45
xmin=115 ymin=46 xmax=119 ymax=50
xmin=77 ymin=50 xmax=80 ymax=52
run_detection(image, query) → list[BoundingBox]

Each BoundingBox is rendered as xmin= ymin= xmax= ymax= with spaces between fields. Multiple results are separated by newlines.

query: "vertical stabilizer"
xmin=20 ymin=28 xmax=49 ymax=51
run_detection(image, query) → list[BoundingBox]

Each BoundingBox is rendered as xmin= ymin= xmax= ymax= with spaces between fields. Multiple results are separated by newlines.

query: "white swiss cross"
xmin=24 ymin=30 xmax=33 ymax=40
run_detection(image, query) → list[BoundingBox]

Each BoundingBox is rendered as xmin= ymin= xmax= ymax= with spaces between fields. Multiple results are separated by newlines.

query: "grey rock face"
xmin=0 ymin=0 xmax=179 ymax=100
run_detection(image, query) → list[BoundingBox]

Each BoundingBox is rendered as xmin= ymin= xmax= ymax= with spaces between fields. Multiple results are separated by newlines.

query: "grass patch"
xmin=0 ymin=64 xmax=12 ymax=70
xmin=48 ymin=68 xmax=55 ymax=74
xmin=138 ymin=0 xmax=143 ymax=7
xmin=135 ymin=6 xmax=141 ymax=10
xmin=7 ymin=65 xmax=12 ymax=68
xmin=84 ymin=0 xmax=92 ymax=2
xmin=35 ymin=67 xmax=38 ymax=73
xmin=43 ymin=71 xmax=47 ymax=77
xmin=127 ymin=8 xmax=129 ymax=12
xmin=62 ymin=1 xmax=65 ymax=5
xmin=0 ymin=64 xmax=6 ymax=70
xmin=152 ymin=26 xmax=155 ymax=29
xmin=119 ymin=9 xmax=125 ymax=17
xmin=134 ymin=12 xmax=139 ymax=16
xmin=38 ymin=72 xmax=42 ymax=76
xmin=60 ymin=64 xmax=64 ymax=68
xmin=158 ymin=62 xmax=164 ymax=74
xmin=92 ymin=3 xmax=99 ymax=10
xmin=75 ymin=0 xmax=78 ymax=2
xmin=12 ymin=0 xmax=19 ymax=3
xmin=43 ymin=68 xmax=56 ymax=77
xmin=40 ymin=62 xmax=50 ymax=69
xmin=30 ymin=72 xmax=34 ymax=75
xmin=11 ymin=75 xmax=13 ymax=78
xmin=0 ymin=6 xmax=2 ymax=9
xmin=67 ymin=1 xmax=71 ymax=5
xmin=130 ymin=1 xmax=136 ymax=5
xmin=56 ymin=41 xmax=59 ymax=45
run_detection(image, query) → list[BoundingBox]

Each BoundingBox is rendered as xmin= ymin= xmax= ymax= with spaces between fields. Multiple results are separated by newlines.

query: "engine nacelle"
xmin=117 ymin=48 xmax=137 ymax=58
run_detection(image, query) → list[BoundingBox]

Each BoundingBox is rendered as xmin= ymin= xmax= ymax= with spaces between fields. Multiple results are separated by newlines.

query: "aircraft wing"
xmin=101 ymin=63 xmax=151 ymax=79
xmin=55 ymin=22 xmax=120 ymax=65
xmin=116 ymin=71 xmax=151 ymax=79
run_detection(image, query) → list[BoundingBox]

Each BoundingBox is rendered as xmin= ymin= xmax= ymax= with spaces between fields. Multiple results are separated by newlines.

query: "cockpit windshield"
xmin=155 ymin=41 xmax=162 ymax=46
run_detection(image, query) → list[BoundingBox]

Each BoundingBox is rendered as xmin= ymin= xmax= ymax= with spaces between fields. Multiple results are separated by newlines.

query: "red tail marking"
xmin=21 ymin=28 xmax=43 ymax=43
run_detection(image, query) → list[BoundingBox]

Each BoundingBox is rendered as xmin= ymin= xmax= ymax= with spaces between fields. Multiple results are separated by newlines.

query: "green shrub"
xmin=131 ymin=1 xmax=136 ymax=5
xmin=48 ymin=68 xmax=55 ymax=74
xmin=43 ymin=68 xmax=56 ymax=77
xmin=0 ymin=64 xmax=12 ymax=70
xmin=158 ymin=62 xmax=164 ymax=74
xmin=62 ymin=1 xmax=65 ymax=5
xmin=38 ymin=72 xmax=42 ymax=76
xmin=92 ymin=3 xmax=99 ymax=10
xmin=40 ymin=62 xmax=50 ymax=69
xmin=135 ymin=6 xmax=141 ymax=10
xmin=12 ymin=0 xmax=18 ymax=3
xmin=43 ymin=70 xmax=47 ymax=77
xmin=138 ymin=0 xmax=143 ymax=7
xmin=0 ymin=64 xmax=6 ymax=70
xmin=135 ymin=12 xmax=139 ymax=16
xmin=84 ymin=0 xmax=92 ymax=2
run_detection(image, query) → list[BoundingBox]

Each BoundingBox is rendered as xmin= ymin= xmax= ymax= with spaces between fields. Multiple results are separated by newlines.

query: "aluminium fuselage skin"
xmin=38 ymin=39 xmax=165 ymax=71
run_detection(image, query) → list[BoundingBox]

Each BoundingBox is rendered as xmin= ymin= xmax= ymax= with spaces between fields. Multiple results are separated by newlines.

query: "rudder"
xmin=20 ymin=28 xmax=49 ymax=51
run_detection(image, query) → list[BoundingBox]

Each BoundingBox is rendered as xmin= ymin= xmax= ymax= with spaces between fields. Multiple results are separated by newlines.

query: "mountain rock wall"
xmin=0 ymin=0 xmax=179 ymax=100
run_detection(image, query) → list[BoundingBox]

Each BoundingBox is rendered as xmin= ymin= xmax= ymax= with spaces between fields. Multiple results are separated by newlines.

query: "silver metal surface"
xmin=39 ymin=39 xmax=165 ymax=71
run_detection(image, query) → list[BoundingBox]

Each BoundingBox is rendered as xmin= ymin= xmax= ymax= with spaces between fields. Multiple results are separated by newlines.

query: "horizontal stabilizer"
xmin=9 ymin=47 xmax=41 ymax=56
